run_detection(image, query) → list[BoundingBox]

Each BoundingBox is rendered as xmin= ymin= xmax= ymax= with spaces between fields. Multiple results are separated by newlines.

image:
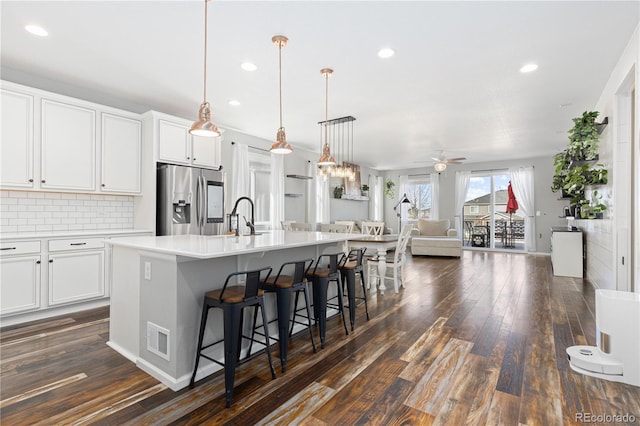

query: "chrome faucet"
xmin=230 ymin=196 xmax=256 ymax=236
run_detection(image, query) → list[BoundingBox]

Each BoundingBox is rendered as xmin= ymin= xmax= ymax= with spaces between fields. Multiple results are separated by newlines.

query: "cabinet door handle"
xmin=101 ymin=183 xmax=105 ymax=187
xmin=70 ymin=242 xmax=87 ymax=246
xmin=28 ymin=178 xmax=33 ymax=183
xmin=36 ymin=260 xmax=41 ymax=264
xmin=41 ymin=179 xmax=46 ymax=183
xmin=49 ymin=259 xmax=53 ymax=263
xmin=186 ymin=156 xmax=191 ymax=160
xmin=193 ymin=157 xmax=196 ymax=161
xmin=0 ymin=247 xmax=17 ymax=251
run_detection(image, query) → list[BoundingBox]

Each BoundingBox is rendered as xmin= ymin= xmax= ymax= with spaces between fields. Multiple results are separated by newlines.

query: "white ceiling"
xmin=2 ymin=1 xmax=638 ymax=170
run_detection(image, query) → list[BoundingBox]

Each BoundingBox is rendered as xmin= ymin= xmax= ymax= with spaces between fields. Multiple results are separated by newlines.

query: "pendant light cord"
xmin=324 ymin=73 xmax=329 ymax=145
xmin=279 ymin=42 xmax=283 ymax=129
xmin=203 ymin=0 xmax=208 ymax=102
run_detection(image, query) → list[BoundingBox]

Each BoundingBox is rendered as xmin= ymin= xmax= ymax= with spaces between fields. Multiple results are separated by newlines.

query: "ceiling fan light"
xmin=190 ymin=102 xmax=220 ymax=137
xmin=434 ymin=162 xmax=447 ymax=172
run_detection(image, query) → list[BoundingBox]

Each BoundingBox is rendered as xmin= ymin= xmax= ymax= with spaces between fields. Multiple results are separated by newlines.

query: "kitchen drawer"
xmin=0 ymin=240 xmax=41 ymax=256
xmin=49 ymin=237 xmax=105 ymax=252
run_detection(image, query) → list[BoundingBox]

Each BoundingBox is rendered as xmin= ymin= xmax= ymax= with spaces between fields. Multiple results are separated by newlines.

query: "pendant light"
xmin=189 ymin=0 xmax=220 ymax=137
xmin=269 ymin=35 xmax=293 ymax=154
xmin=318 ymin=68 xmax=336 ymax=166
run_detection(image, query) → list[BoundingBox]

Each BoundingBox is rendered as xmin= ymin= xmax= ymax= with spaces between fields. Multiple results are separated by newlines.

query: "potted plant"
xmin=588 ymin=190 xmax=607 ymax=219
xmin=563 ymin=164 xmax=589 ymax=206
xmin=361 ymin=184 xmax=369 ymax=196
xmin=333 ymin=185 xmax=344 ymax=199
xmin=383 ymin=179 xmax=395 ymax=198
xmin=587 ymin=164 xmax=608 ymax=185
xmin=568 ymin=111 xmax=601 ymax=161
xmin=553 ymin=150 xmax=571 ymax=176
xmin=551 ymin=150 xmax=571 ymax=196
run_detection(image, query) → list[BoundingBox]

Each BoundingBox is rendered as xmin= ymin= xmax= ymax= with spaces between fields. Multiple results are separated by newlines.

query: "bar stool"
xmin=337 ymin=248 xmax=370 ymax=331
xmin=303 ymin=253 xmax=349 ymax=349
xmin=250 ymin=259 xmax=316 ymax=373
xmin=189 ymin=267 xmax=276 ymax=408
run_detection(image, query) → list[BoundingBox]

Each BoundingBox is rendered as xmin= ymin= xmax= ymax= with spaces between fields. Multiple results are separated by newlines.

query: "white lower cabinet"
xmin=0 ymin=232 xmax=149 ymax=325
xmin=551 ymin=229 xmax=583 ymax=278
xmin=48 ymin=250 xmax=105 ymax=306
xmin=0 ymin=255 xmax=41 ymax=315
xmin=0 ymin=240 xmax=41 ymax=316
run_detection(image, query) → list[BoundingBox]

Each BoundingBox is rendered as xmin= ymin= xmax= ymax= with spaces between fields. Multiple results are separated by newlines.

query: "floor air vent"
xmin=147 ymin=322 xmax=170 ymax=361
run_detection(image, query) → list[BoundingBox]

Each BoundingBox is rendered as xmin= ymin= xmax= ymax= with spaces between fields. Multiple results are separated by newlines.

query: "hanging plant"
xmin=568 ymin=111 xmax=601 ymax=160
xmin=587 ymin=164 xmax=608 ymax=185
xmin=383 ymin=179 xmax=395 ymax=198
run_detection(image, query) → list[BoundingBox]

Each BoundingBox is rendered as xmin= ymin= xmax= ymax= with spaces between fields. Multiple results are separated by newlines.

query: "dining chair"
xmin=281 ymin=220 xmax=296 ymax=231
xmin=319 ymin=223 xmax=349 ymax=233
xmin=361 ymin=221 xmax=384 ymax=235
xmin=335 ymin=220 xmax=355 ymax=233
xmin=290 ymin=222 xmax=313 ymax=231
xmin=367 ymin=224 xmax=413 ymax=293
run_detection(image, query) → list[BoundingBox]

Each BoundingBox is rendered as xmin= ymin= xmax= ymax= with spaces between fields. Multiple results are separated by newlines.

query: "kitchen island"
xmin=106 ymin=231 xmax=353 ymax=390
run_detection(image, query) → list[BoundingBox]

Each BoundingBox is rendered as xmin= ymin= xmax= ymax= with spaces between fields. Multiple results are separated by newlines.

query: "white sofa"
xmin=410 ymin=219 xmax=462 ymax=257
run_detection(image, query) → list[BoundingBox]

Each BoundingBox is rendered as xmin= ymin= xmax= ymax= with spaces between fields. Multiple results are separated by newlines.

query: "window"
xmin=405 ymin=177 xmax=432 ymax=220
xmin=248 ymin=150 xmax=271 ymax=229
xmin=463 ymin=171 xmax=524 ymax=250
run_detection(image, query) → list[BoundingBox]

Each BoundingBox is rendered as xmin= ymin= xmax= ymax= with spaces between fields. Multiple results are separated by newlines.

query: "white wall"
xmin=581 ymin=24 xmax=639 ymax=290
xmin=382 ymin=156 xmax=560 ymax=253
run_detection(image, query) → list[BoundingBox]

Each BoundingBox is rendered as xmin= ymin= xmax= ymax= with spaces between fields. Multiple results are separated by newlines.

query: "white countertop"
xmin=0 ymin=229 xmax=153 ymax=241
xmin=106 ymin=230 xmax=354 ymax=259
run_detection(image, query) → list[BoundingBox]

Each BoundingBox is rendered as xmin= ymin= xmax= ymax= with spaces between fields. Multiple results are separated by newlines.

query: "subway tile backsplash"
xmin=0 ymin=191 xmax=134 ymax=234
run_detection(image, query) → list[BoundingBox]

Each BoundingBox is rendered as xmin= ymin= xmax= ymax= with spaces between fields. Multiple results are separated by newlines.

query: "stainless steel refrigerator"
xmin=156 ymin=163 xmax=224 ymax=236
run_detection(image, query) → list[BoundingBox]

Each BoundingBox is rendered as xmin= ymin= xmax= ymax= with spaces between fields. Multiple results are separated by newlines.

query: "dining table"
xmin=347 ymin=234 xmax=399 ymax=294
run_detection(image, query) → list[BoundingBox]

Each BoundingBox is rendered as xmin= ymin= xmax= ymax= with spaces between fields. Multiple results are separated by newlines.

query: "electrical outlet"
xmin=144 ymin=261 xmax=151 ymax=280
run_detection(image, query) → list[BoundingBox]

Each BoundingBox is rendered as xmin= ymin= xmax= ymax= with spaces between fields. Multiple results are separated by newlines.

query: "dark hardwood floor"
xmin=2 ymin=251 xmax=639 ymax=425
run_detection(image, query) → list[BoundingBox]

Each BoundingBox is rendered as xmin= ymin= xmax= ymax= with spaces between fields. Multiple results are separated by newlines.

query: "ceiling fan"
xmin=432 ymin=153 xmax=466 ymax=172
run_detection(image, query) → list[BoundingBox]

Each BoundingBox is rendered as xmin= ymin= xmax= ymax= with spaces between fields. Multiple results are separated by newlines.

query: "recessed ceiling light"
xmin=25 ymin=24 xmax=48 ymax=37
xmin=377 ymin=48 xmax=394 ymax=59
xmin=241 ymin=62 xmax=257 ymax=71
xmin=520 ymin=63 xmax=538 ymax=73
xmin=228 ymin=99 xmax=240 ymax=106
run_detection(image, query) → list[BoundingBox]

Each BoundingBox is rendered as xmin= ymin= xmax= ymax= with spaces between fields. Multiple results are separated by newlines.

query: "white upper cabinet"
xmin=152 ymin=111 xmax=221 ymax=170
xmin=0 ymin=89 xmax=34 ymax=188
xmin=192 ymin=134 xmax=222 ymax=168
xmin=158 ymin=119 xmax=190 ymax=165
xmin=41 ymin=99 xmax=96 ymax=191
xmin=0 ymin=81 xmax=143 ymax=195
xmin=101 ymin=112 xmax=142 ymax=193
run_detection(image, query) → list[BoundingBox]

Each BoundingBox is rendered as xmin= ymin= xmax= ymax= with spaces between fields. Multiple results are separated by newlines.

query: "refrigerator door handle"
xmin=195 ymin=175 xmax=202 ymax=229
xmin=199 ymin=175 xmax=206 ymax=228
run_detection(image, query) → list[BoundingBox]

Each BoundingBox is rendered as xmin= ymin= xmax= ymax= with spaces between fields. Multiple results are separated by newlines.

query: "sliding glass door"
xmin=463 ymin=172 xmax=524 ymax=250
